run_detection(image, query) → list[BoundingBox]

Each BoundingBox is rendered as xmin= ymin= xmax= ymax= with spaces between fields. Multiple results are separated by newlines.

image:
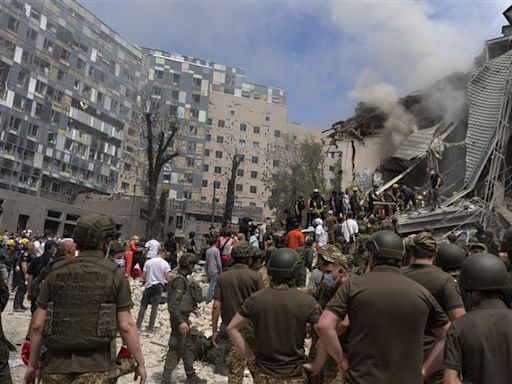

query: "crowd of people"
xmin=0 ymin=182 xmax=509 ymax=384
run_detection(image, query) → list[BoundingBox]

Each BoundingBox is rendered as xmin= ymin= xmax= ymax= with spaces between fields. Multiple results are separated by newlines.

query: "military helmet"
xmin=500 ymin=227 xmax=512 ymax=252
xmin=267 ymin=248 xmax=304 ymax=279
xmin=366 ymin=230 xmax=404 ymax=260
xmin=231 ymin=242 xmax=258 ymax=259
xmin=358 ymin=223 xmax=368 ymax=235
xmin=435 ymin=243 xmax=465 ymax=270
xmin=109 ymin=240 xmax=125 ymax=254
xmin=414 ymin=231 xmax=437 ymax=252
xmin=459 ymin=252 xmax=511 ymax=291
xmin=179 ymin=253 xmax=197 ymax=267
xmin=305 ymin=236 xmax=314 ymax=245
xmin=317 ymin=245 xmax=349 ymax=269
xmin=73 ymin=214 xmax=118 ymax=250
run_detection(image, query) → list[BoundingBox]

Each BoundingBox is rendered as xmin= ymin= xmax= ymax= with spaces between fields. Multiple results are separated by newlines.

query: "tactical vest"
xmin=43 ymin=251 xmax=118 ymax=352
xmin=171 ymin=272 xmax=203 ymax=315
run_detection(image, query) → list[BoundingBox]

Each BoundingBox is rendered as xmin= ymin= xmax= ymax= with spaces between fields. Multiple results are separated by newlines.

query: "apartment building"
xmin=0 ymin=0 xmax=328 ymax=236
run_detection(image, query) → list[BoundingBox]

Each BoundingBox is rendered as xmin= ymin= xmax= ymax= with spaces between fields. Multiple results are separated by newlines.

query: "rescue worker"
xmin=0 ymin=239 xmax=16 ymax=286
xmin=162 ymin=253 xmax=206 ymax=384
xmin=309 ymin=189 xmax=326 ymax=224
xmin=0 ymin=267 xmax=12 ymax=383
xmin=294 ymin=195 xmax=306 ymax=226
xmin=24 ymin=214 xmax=146 ymax=384
xmin=350 ymin=187 xmax=361 ymax=218
xmin=401 ymin=232 xmax=466 ymax=384
xmin=317 ymin=230 xmax=449 ymax=384
xmin=429 ymin=168 xmax=442 ymax=210
xmin=367 ymin=183 xmax=380 ymax=216
xmin=211 ymin=242 xmax=264 ymax=384
xmin=13 ymin=241 xmax=34 ymax=311
xmin=443 ymin=252 xmax=512 ymax=384
xmin=285 ymin=220 xmax=305 ymax=250
xmin=227 ymin=248 xmax=322 ymax=384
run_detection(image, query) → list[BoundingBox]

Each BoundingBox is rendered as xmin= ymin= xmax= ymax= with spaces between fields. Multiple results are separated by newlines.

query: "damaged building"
xmin=326 ymin=7 xmax=512 ymax=235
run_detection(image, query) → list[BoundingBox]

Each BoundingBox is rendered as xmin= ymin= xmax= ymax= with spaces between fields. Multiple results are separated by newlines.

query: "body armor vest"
xmin=171 ymin=272 xmax=202 ymax=315
xmin=43 ymin=251 xmax=118 ymax=352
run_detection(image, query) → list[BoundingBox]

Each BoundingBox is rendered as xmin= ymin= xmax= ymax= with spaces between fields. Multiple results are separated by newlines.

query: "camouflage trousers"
xmin=41 ymin=371 xmax=109 ymax=384
xmin=162 ymin=319 xmax=196 ymax=383
xmin=226 ymin=330 xmax=256 ymax=384
xmin=0 ymin=342 xmax=12 ymax=384
xmin=253 ymin=371 xmax=307 ymax=384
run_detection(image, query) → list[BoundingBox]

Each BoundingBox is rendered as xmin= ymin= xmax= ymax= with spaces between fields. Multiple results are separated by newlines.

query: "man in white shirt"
xmin=341 ymin=212 xmax=359 ymax=249
xmin=144 ymin=237 xmax=160 ymax=259
xmin=314 ymin=218 xmax=328 ymax=247
xmin=136 ymin=249 xmax=170 ymax=332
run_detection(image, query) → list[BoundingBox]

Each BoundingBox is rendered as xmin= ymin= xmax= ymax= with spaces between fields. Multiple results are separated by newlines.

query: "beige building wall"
xmin=204 ymin=92 xmax=326 ymax=218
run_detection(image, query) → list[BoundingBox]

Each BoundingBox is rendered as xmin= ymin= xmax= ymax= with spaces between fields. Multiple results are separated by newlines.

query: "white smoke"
xmin=329 ymin=1 xmax=498 ymax=155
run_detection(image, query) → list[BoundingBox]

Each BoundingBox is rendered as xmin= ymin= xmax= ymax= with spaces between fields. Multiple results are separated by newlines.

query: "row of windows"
xmin=206 ymin=115 xmax=271 ymax=127
xmin=203 ymin=149 xmax=260 ymax=164
xmin=201 ymin=179 xmax=258 ymax=193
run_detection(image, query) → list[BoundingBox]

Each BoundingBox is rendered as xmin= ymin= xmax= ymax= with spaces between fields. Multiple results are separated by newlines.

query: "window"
xmin=173 ymin=73 xmax=180 ymax=83
xmin=152 ymin=86 xmax=161 ymax=96
xmin=202 ymin=179 xmax=208 ymax=188
xmin=250 ymin=186 xmax=257 ymax=194
xmin=190 ymin=108 xmax=199 ymax=118
xmin=266 ymin=116 xmax=270 ymax=121
xmin=194 ymin=78 xmax=202 ymax=87
xmin=17 ymin=70 xmax=28 ymax=88
xmin=214 ymin=166 xmax=222 ymax=174
xmin=50 ymin=110 xmax=61 ymax=125
xmin=240 ymin=123 xmax=246 ymax=132
xmin=186 ymin=141 xmax=196 ymax=151
xmin=237 ymin=169 xmax=244 ymax=177
xmin=43 ymin=38 xmax=54 ymax=53
xmin=253 ymin=126 xmax=260 ymax=134
xmin=175 ymin=215 xmax=184 ymax=229
xmin=239 ymin=139 xmax=246 ymax=148
xmin=218 ymin=120 xmax=225 ymax=128
xmin=183 ymin=190 xmax=192 ymax=199
xmin=204 ymin=149 xmax=210 ymax=156
xmin=28 ymin=124 xmax=39 ymax=137
xmin=8 ymin=116 xmax=22 ymax=131
xmin=57 ymin=69 xmax=67 ymax=81
xmin=186 ymin=157 xmax=194 ymax=167
xmin=249 ymin=202 xmax=257 ymax=207
xmin=207 ymin=118 xmax=212 ymax=125
xmin=230 ymin=110 xmax=235 ymax=115
xmin=253 ymin=142 xmax=259 ymax=150
xmin=205 ymin=133 xmax=211 ymax=141
xmin=7 ymin=16 xmax=20 ymax=32
xmin=250 ymin=171 xmax=258 ymax=179
xmin=26 ymin=28 xmax=38 ymax=42
xmin=274 ymin=130 xmax=281 ymax=138
xmin=213 ymin=180 xmax=221 ymax=189
xmin=47 ymin=132 xmax=56 ymax=147
xmin=236 ymin=184 xmax=243 ymax=192
xmin=171 ymin=90 xmax=179 ymax=100
xmin=13 ymin=94 xmax=27 ymax=110
xmin=215 ymin=151 xmax=222 ymax=159
xmin=60 ymin=48 xmax=70 ymax=62
xmin=251 ymin=156 xmax=258 ymax=164
xmin=193 ymin=94 xmax=200 ymax=103
xmin=155 ymin=70 xmax=163 ymax=79
xmin=216 ymin=135 xmax=224 ymax=144
xmin=273 ymin=159 xmax=280 ymax=167
xmin=203 ymin=164 xmax=209 ymax=172
xmin=30 ymin=8 xmax=41 ymax=23
xmin=121 ymin=182 xmax=129 ymax=192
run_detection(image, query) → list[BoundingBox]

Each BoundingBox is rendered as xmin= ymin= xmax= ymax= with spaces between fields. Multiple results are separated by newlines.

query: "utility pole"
xmin=211 ymin=172 xmax=227 ymax=226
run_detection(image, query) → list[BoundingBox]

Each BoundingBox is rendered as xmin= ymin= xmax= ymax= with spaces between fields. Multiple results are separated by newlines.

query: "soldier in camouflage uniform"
xmin=307 ymin=245 xmax=350 ymax=384
xmin=162 ymin=253 xmax=206 ymax=384
xmin=250 ymin=247 xmax=271 ymax=288
xmin=227 ymin=248 xmax=321 ymax=384
xmin=24 ymin=214 xmax=146 ymax=384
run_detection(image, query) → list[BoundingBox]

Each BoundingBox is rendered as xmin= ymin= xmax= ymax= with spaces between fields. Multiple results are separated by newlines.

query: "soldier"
xmin=307 ymin=245 xmax=350 ymax=384
xmin=444 ymin=252 xmax=512 ymax=384
xmin=211 ymin=242 xmax=264 ymax=384
xmin=0 ymin=268 xmax=12 ymax=383
xmin=162 ymin=253 xmax=206 ymax=384
xmin=317 ymin=230 xmax=449 ymax=384
xmin=297 ymin=236 xmax=315 ymax=288
xmin=24 ymin=214 xmax=146 ymax=384
xmin=249 ymin=247 xmax=271 ymax=288
xmin=401 ymin=232 xmax=466 ymax=384
xmin=227 ymin=248 xmax=322 ymax=384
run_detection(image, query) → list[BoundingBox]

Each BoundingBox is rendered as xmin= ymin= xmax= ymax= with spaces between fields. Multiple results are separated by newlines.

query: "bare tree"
xmin=223 ymin=150 xmax=244 ymax=223
xmin=139 ymin=97 xmax=180 ymax=237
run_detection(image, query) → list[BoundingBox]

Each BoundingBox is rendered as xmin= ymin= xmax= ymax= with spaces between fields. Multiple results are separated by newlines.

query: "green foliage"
xmin=265 ymin=134 xmax=326 ymax=217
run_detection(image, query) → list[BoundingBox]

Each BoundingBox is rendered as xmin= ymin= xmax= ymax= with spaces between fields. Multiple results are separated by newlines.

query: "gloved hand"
xmin=21 ymin=341 xmax=30 ymax=365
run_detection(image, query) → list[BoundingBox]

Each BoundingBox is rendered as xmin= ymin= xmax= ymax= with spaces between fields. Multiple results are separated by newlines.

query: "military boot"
xmin=185 ymin=374 xmax=207 ymax=384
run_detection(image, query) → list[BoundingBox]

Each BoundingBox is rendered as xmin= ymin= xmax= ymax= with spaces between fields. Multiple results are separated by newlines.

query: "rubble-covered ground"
xmin=6 ymin=263 xmax=253 ymax=383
